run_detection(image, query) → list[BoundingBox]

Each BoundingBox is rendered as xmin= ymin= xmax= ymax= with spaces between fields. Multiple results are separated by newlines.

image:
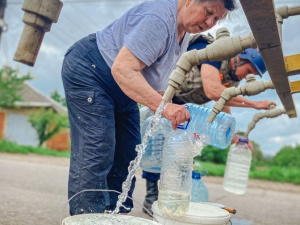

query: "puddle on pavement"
xmin=231 ymin=218 xmax=253 ymax=225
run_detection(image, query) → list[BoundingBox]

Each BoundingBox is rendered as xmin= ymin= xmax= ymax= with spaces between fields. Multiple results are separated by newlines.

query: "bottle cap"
xmin=192 ymin=170 xmax=201 ymax=179
xmin=238 ymin=137 xmax=248 ymax=143
xmin=192 ymin=170 xmax=207 ymax=179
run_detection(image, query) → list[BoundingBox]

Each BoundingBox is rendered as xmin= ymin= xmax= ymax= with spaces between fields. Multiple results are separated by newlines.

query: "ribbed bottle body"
xmin=223 ymin=142 xmax=252 ymax=195
xmin=140 ymin=116 xmax=172 ymax=173
xmin=158 ymin=129 xmax=194 ymax=216
xmin=190 ymin=171 xmax=209 ymax=202
xmin=185 ymin=103 xmax=236 ymax=149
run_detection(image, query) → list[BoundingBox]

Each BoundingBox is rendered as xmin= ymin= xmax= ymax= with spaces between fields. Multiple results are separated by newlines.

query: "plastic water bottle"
xmin=185 ymin=103 xmax=236 ymax=149
xmin=190 ymin=170 xmax=209 ymax=202
xmin=140 ymin=116 xmax=172 ymax=173
xmin=223 ymin=137 xmax=252 ymax=195
xmin=139 ymin=106 xmax=154 ymax=129
xmin=158 ymin=124 xmax=194 ymax=216
xmin=192 ymin=133 xmax=204 ymax=157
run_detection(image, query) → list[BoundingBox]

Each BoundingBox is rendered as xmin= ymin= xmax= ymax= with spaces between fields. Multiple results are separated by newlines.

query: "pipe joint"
xmin=14 ymin=0 xmax=63 ymax=66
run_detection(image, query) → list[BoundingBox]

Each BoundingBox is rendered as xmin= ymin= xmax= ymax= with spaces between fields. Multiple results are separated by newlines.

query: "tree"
xmin=272 ymin=145 xmax=300 ymax=168
xmin=29 ymin=108 xmax=69 ymax=146
xmin=0 ymin=66 xmax=32 ymax=108
xmin=51 ymin=90 xmax=66 ymax=107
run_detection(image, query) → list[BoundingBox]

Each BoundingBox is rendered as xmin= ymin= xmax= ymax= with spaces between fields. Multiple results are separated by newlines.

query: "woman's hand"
xmin=232 ymin=134 xmax=254 ymax=152
xmin=254 ymin=100 xmax=276 ymax=110
xmin=162 ymin=103 xmax=190 ymax=129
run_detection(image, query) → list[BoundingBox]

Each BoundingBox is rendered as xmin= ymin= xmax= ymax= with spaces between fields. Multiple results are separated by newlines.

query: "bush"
xmin=199 ymin=145 xmax=229 ymax=164
xmin=271 ymin=145 xmax=300 ymax=168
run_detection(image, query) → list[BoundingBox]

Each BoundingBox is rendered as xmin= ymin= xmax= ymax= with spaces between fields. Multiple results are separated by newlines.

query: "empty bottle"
xmin=185 ymin=103 xmax=236 ymax=149
xmin=140 ymin=115 xmax=172 ymax=173
xmin=190 ymin=170 xmax=209 ymax=202
xmin=158 ymin=126 xmax=194 ymax=216
xmin=223 ymin=137 xmax=252 ymax=195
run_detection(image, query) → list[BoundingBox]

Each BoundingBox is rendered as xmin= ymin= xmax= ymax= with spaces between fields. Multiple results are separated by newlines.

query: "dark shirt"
xmin=187 ymin=40 xmax=221 ymax=70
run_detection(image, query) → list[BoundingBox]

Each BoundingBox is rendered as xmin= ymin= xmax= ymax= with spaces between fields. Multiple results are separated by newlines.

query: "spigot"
xmin=14 ymin=0 xmax=63 ymax=66
xmin=276 ymin=5 xmax=300 ymax=42
xmin=207 ymin=74 xmax=275 ymax=123
xmin=162 ymin=28 xmax=257 ymax=102
xmin=245 ymin=104 xmax=286 ymax=137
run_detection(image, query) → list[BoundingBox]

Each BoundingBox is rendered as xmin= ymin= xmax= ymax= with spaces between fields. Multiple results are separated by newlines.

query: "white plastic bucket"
xmin=62 ymin=213 xmax=162 ymax=225
xmin=152 ymin=201 xmax=231 ymax=225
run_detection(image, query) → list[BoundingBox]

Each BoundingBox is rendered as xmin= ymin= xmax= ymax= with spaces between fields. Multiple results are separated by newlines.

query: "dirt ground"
xmin=0 ymin=153 xmax=299 ymax=225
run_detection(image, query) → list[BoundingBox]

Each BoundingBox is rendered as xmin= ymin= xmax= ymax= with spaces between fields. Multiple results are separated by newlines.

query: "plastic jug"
xmin=185 ymin=103 xmax=236 ymax=149
xmin=190 ymin=170 xmax=209 ymax=202
xmin=158 ymin=123 xmax=194 ymax=216
xmin=223 ymin=137 xmax=252 ymax=195
xmin=139 ymin=106 xmax=154 ymax=129
xmin=140 ymin=115 xmax=172 ymax=173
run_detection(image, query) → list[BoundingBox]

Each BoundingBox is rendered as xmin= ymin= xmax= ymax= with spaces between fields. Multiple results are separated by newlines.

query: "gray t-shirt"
xmin=96 ymin=0 xmax=190 ymax=92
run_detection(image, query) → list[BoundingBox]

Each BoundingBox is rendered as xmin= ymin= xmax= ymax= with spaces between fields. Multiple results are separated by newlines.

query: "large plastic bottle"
xmin=185 ymin=103 xmax=236 ymax=149
xmin=140 ymin=115 xmax=172 ymax=173
xmin=190 ymin=170 xmax=209 ymax=202
xmin=158 ymin=126 xmax=194 ymax=216
xmin=223 ymin=137 xmax=252 ymax=195
xmin=139 ymin=106 xmax=154 ymax=129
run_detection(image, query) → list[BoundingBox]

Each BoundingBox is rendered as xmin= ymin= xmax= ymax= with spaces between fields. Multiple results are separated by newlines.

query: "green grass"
xmin=250 ymin=166 xmax=300 ymax=184
xmin=0 ymin=140 xmax=70 ymax=157
xmin=196 ymin=161 xmax=300 ymax=185
xmin=1 ymin=140 xmax=300 ymax=184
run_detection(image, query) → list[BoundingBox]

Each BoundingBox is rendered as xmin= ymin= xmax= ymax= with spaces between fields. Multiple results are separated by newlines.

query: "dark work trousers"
xmin=142 ymin=171 xmax=160 ymax=181
xmin=61 ymin=33 xmax=140 ymax=215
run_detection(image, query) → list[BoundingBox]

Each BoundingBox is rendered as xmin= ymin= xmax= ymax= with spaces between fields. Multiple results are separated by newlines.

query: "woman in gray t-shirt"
xmin=62 ymin=0 xmax=236 ymax=215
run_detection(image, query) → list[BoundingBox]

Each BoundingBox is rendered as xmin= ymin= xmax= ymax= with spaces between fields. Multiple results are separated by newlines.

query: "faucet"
xmin=162 ymin=28 xmax=257 ymax=102
xmin=207 ymin=74 xmax=275 ymax=123
xmin=276 ymin=5 xmax=300 ymax=42
xmin=14 ymin=0 xmax=63 ymax=66
xmin=245 ymin=105 xmax=286 ymax=137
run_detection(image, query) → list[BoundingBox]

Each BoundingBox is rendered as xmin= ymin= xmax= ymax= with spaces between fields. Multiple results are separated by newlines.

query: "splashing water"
xmin=112 ymin=100 xmax=168 ymax=214
xmin=200 ymin=121 xmax=211 ymax=145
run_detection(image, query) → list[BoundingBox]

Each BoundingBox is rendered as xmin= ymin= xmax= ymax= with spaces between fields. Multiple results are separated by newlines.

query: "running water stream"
xmin=112 ymin=100 xmax=168 ymax=214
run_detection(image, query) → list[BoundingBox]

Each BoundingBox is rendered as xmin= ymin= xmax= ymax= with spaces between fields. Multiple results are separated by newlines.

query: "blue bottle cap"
xmin=192 ymin=170 xmax=207 ymax=179
xmin=238 ymin=137 xmax=248 ymax=143
xmin=192 ymin=170 xmax=201 ymax=179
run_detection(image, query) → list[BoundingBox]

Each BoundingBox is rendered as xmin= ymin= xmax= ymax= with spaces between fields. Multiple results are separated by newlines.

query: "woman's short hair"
xmin=195 ymin=0 xmax=237 ymax=11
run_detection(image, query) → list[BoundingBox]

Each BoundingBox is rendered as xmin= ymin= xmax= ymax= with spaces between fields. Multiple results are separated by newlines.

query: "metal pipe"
xmin=245 ymin=105 xmax=286 ymax=137
xmin=207 ymin=74 xmax=275 ymax=123
xmin=162 ymin=28 xmax=257 ymax=102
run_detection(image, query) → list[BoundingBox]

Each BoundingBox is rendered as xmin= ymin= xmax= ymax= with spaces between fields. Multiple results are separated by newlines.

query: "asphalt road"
xmin=0 ymin=153 xmax=299 ymax=225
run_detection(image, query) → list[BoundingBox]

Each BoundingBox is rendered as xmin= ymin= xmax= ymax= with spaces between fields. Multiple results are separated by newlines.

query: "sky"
xmin=0 ymin=0 xmax=300 ymax=156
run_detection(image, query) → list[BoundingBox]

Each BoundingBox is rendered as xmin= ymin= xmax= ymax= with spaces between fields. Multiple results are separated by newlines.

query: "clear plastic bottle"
xmin=185 ymin=103 xmax=236 ymax=149
xmin=190 ymin=170 xmax=209 ymax=202
xmin=140 ymin=116 xmax=172 ymax=173
xmin=223 ymin=137 xmax=252 ymax=195
xmin=158 ymin=127 xmax=194 ymax=216
xmin=139 ymin=106 xmax=154 ymax=129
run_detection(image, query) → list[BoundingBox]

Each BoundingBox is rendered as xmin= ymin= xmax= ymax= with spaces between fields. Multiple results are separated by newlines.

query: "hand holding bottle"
xmin=232 ymin=134 xmax=253 ymax=152
xmin=162 ymin=103 xmax=190 ymax=129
